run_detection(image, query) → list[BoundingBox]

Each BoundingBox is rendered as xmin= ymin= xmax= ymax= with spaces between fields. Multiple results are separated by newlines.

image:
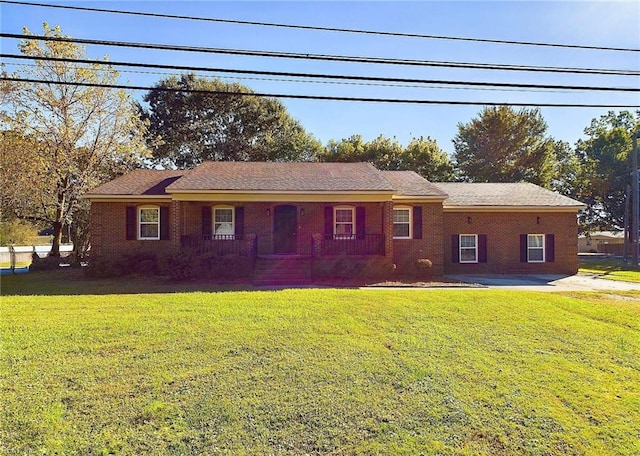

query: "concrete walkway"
xmin=446 ymin=273 xmax=640 ymax=292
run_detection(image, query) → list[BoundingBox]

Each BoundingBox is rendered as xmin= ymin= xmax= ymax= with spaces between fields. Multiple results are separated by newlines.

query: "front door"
xmin=273 ymin=205 xmax=297 ymax=254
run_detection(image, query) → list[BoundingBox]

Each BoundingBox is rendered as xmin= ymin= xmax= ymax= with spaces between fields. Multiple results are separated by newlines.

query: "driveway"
xmin=446 ymin=273 xmax=640 ymax=292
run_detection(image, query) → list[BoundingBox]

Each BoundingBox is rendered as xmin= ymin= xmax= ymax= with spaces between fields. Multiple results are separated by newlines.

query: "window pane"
xmin=140 ymin=224 xmax=158 ymax=238
xmin=140 ymin=208 xmax=158 ymax=223
xmin=215 ymin=222 xmax=234 ymax=235
xmin=335 ymin=223 xmax=353 ymax=236
xmin=528 ymin=248 xmax=544 ymax=262
xmin=394 ymin=224 xmax=410 ymax=238
xmin=215 ymin=209 xmax=233 ymax=223
xmin=393 ymin=209 xmax=410 ymax=223
xmin=528 ymin=235 xmax=543 ymax=248
xmin=460 ymin=235 xmax=476 ymax=248
xmin=460 ymin=248 xmax=477 ymax=262
xmin=336 ymin=209 xmax=353 ymax=223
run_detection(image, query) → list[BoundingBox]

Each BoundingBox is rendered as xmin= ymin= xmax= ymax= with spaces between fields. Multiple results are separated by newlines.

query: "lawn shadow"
xmin=1 ymin=269 xmax=473 ymax=296
xmin=1 ymin=268 xmax=258 ymax=296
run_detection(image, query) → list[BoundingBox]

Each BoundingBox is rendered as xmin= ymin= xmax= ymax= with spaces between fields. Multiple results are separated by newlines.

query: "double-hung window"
xmin=213 ymin=207 xmax=234 ymax=238
xmin=334 ymin=207 xmax=355 ymax=239
xmin=393 ymin=208 xmax=412 ymax=239
xmin=138 ymin=206 xmax=160 ymax=240
xmin=459 ymin=234 xmax=478 ymax=263
xmin=527 ymin=234 xmax=545 ymax=262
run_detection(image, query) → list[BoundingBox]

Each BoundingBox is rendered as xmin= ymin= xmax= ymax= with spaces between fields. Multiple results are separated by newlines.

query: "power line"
xmin=3 ymin=76 xmax=639 ymax=108
xmin=2 ymin=33 xmax=638 ymax=77
xmin=4 ymin=54 xmax=638 ymax=93
xmin=2 ymin=0 xmax=638 ymax=53
xmin=7 ymin=61 xmax=574 ymax=94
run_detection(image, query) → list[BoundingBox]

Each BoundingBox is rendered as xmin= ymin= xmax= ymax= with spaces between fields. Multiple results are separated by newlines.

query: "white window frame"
xmin=527 ymin=234 xmax=545 ymax=263
xmin=138 ymin=206 xmax=160 ymax=240
xmin=393 ymin=207 xmax=412 ymax=239
xmin=459 ymin=234 xmax=478 ymax=264
xmin=334 ymin=206 xmax=355 ymax=239
xmin=213 ymin=205 xmax=235 ymax=238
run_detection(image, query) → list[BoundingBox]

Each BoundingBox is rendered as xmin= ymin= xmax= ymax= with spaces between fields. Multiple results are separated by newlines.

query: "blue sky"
xmin=1 ymin=1 xmax=639 ymax=156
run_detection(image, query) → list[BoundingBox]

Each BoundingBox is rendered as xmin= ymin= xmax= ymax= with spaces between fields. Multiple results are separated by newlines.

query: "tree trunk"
xmin=50 ymin=186 xmax=66 ymax=257
xmin=50 ymin=220 xmax=62 ymax=257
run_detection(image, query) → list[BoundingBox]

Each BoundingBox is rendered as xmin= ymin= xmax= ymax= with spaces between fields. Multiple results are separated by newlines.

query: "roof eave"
xmin=443 ymin=204 xmax=586 ymax=212
xmin=85 ymin=194 xmax=172 ymax=202
xmin=392 ymin=195 xmax=448 ymax=202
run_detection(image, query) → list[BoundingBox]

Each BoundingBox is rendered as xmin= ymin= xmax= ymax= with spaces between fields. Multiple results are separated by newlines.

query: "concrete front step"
xmin=253 ymin=256 xmax=312 ymax=285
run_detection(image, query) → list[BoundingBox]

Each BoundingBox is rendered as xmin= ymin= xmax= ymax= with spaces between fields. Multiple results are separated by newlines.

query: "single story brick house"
xmin=86 ymin=161 xmax=585 ymax=282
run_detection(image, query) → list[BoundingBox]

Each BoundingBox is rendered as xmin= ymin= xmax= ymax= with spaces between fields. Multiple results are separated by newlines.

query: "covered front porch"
xmin=176 ymin=201 xmax=392 ymax=259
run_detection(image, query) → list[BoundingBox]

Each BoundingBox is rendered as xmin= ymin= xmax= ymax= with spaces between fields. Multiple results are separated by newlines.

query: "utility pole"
xmin=633 ymin=131 xmax=640 ymax=267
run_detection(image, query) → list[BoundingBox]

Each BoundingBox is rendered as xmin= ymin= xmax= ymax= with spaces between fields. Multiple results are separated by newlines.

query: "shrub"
xmin=122 ymin=251 xmax=158 ymax=275
xmin=361 ymin=260 xmax=396 ymax=279
xmin=313 ymin=258 xmax=395 ymax=280
xmin=84 ymin=256 xmax=127 ymax=278
xmin=158 ymin=252 xmax=198 ymax=280
xmin=28 ymin=253 xmax=61 ymax=272
xmin=415 ymin=258 xmax=433 ymax=277
xmin=208 ymin=254 xmax=252 ymax=280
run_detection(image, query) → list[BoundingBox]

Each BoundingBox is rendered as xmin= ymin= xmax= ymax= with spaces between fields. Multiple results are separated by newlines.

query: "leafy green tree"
xmin=321 ymin=135 xmax=368 ymax=163
xmin=141 ymin=74 xmax=322 ymax=168
xmin=574 ymin=110 xmax=640 ymax=230
xmin=0 ymin=219 xmax=38 ymax=246
xmin=453 ymin=106 xmax=557 ymax=187
xmin=550 ymin=140 xmax=583 ymax=197
xmin=0 ymin=24 xmax=147 ymax=256
xmin=402 ymin=137 xmax=455 ymax=182
xmin=319 ymin=135 xmax=454 ymax=181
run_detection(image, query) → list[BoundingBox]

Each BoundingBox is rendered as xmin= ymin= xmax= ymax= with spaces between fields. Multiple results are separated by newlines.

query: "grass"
xmin=1 ymin=269 xmax=254 ymax=295
xmin=0 ymin=262 xmax=30 ymax=268
xmin=578 ymin=255 xmax=640 ymax=283
xmin=1 ymin=272 xmax=639 ymax=455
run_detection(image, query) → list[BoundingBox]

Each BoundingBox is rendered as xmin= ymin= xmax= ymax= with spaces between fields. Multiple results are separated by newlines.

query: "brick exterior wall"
xmin=392 ymin=202 xmax=444 ymax=276
xmin=442 ymin=211 xmax=580 ymax=275
xmin=90 ymin=201 xmax=579 ymax=277
xmin=89 ymin=202 xmax=176 ymax=259
xmin=91 ymin=200 xmax=393 ymax=260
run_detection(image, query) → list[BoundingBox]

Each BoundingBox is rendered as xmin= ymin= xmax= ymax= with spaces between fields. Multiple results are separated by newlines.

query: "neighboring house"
xmin=578 ymin=231 xmax=625 ymax=254
xmin=86 ymin=162 xmax=585 ymax=282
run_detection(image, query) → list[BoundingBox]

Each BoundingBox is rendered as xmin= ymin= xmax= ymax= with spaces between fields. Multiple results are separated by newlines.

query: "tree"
xmin=402 ymin=137 xmax=455 ymax=182
xmin=0 ymin=24 xmax=148 ymax=256
xmin=453 ymin=106 xmax=558 ymax=187
xmin=141 ymin=74 xmax=322 ymax=168
xmin=319 ymin=134 xmax=454 ymax=181
xmin=321 ymin=135 xmax=368 ymax=163
xmin=574 ymin=111 xmax=640 ymax=230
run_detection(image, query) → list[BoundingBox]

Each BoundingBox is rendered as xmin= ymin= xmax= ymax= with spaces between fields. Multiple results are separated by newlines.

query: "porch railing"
xmin=180 ymin=234 xmax=257 ymax=257
xmin=319 ymin=234 xmax=385 ymax=256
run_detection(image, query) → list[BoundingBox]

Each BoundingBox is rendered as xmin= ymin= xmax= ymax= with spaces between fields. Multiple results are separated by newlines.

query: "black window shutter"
xmin=413 ymin=206 xmax=423 ymax=239
xmin=160 ymin=206 xmax=170 ymax=240
xmin=356 ymin=206 xmax=366 ymax=239
xmin=478 ymin=234 xmax=487 ymax=263
xmin=235 ymin=206 xmax=245 ymax=239
xmin=202 ymin=206 xmax=212 ymax=237
xmin=324 ymin=206 xmax=333 ymax=237
xmin=126 ymin=206 xmax=136 ymax=240
xmin=451 ymin=234 xmax=459 ymax=263
xmin=520 ymin=234 xmax=528 ymax=263
xmin=546 ymin=234 xmax=555 ymax=262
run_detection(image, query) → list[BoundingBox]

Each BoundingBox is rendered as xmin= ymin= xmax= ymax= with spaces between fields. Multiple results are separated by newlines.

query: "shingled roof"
xmin=433 ymin=182 xmax=585 ymax=208
xmin=380 ymin=171 xmax=448 ymax=198
xmin=88 ymin=170 xmax=185 ymax=196
xmin=165 ymin=162 xmax=395 ymax=192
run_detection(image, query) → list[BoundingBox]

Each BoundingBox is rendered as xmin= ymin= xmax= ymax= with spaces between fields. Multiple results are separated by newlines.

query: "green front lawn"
xmin=1 ymin=281 xmax=639 ymax=455
xmin=579 ymin=256 xmax=640 ymax=283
